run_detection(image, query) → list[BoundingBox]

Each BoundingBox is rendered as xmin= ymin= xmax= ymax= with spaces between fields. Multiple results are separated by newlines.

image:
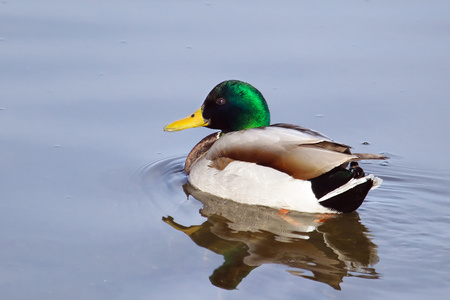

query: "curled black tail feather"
xmin=310 ymin=163 xmax=373 ymax=213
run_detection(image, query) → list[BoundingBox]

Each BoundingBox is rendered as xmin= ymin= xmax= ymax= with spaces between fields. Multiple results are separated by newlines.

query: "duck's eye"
xmin=216 ymin=98 xmax=226 ymax=105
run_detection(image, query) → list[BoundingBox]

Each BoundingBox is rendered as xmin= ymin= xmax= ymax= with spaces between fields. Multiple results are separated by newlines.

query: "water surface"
xmin=1 ymin=1 xmax=450 ymax=299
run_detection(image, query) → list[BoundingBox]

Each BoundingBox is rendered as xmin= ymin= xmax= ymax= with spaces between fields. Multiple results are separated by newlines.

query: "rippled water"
xmin=135 ymin=155 xmax=450 ymax=298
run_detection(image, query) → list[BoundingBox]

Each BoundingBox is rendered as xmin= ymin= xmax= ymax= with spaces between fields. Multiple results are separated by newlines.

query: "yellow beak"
xmin=163 ymin=107 xmax=209 ymax=132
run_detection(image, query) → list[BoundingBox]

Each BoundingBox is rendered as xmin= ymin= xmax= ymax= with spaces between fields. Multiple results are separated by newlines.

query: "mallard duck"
xmin=164 ymin=80 xmax=387 ymax=213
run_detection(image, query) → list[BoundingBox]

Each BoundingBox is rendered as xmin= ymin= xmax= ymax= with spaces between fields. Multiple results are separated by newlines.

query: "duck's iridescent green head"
xmin=164 ymin=80 xmax=270 ymax=133
xmin=202 ymin=80 xmax=270 ymax=132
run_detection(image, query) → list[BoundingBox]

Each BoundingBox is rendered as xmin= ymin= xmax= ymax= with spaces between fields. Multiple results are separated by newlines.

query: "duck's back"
xmin=203 ymin=124 xmax=358 ymax=180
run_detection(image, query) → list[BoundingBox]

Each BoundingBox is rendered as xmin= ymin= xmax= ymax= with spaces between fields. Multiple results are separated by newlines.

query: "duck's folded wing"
xmin=206 ymin=126 xmax=384 ymax=180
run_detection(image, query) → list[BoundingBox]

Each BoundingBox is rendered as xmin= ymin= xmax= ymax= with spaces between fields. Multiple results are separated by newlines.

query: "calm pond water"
xmin=2 ymin=1 xmax=450 ymax=299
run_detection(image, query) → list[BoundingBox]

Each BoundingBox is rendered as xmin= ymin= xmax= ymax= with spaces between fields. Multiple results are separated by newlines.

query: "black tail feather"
xmin=318 ymin=179 xmax=373 ymax=213
xmin=310 ymin=163 xmax=372 ymax=213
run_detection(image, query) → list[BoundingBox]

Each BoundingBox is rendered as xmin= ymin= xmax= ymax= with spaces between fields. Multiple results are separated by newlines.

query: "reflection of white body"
xmin=182 ymin=183 xmax=379 ymax=284
xmin=186 ymin=184 xmax=321 ymax=239
xmin=189 ymin=126 xmax=382 ymax=213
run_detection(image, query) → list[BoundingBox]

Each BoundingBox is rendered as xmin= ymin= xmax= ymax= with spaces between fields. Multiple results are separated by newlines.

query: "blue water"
xmin=2 ymin=1 xmax=450 ymax=299
xmin=136 ymin=157 xmax=450 ymax=299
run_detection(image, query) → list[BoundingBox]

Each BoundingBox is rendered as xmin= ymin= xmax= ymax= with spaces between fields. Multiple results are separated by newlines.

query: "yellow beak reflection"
xmin=163 ymin=107 xmax=209 ymax=132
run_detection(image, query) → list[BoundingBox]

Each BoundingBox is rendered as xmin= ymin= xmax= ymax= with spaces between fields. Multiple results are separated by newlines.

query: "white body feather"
xmin=189 ymin=159 xmax=380 ymax=213
xmin=189 ymin=159 xmax=330 ymax=213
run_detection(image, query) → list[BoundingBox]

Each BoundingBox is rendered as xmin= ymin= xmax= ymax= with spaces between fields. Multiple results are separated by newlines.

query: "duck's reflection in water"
xmin=163 ymin=183 xmax=379 ymax=290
